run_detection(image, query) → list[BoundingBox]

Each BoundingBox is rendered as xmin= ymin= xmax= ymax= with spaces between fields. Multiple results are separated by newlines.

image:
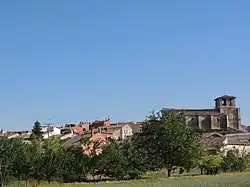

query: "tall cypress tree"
xmin=31 ymin=120 xmax=43 ymax=140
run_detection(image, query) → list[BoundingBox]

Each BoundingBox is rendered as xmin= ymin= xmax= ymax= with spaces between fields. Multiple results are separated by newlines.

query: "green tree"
xmin=58 ymin=146 xmax=91 ymax=182
xmin=205 ymin=154 xmax=222 ymax=175
xmin=58 ymin=147 xmax=78 ymax=182
xmin=221 ymin=149 xmax=250 ymax=172
xmin=198 ymin=152 xmax=222 ymax=175
xmin=0 ymin=139 xmax=15 ymax=186
xmin=137 ymin=111 xmax=201 ymax=177
xmin=44 ymin=136 xmax=61 ymax=151
xmin=41 ymin=137 xmax=64 ymax=183
xmin=29 ymin=141 xmax=44 ymax=184
xmin=97 ymin=140 xmax=128 ymax=180
xmin=10 ymin=139 xmax=32 ymax=182
xmin=120 ymin=137 xmax=147 ymax=179
xmin=31 ymin=120 xmax=43 ymax=140
xmin=197 ymin=149 xmax=208 ymax=175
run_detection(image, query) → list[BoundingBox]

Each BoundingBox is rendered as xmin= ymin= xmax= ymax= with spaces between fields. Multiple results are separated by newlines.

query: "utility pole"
xmin=47 ymin=116 xmax=52 ymax=139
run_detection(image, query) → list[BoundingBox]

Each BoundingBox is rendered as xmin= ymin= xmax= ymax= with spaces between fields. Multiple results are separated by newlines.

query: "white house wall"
xmin=42 ymin=127 xmax=61 ymax=139
xmin=121 ymin=125 xmax=133 ymax=139
xmin=221 ymin=145 xmax=250 ymax=156
xmin=112 ymin=129 xmax=121 ymax=139
xmin=60 ymin=133 xmax=75 ymax=140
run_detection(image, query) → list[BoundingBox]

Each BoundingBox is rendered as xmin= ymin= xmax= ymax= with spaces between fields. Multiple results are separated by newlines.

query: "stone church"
xmin=162 ymin=95 xmax=241 ymax=132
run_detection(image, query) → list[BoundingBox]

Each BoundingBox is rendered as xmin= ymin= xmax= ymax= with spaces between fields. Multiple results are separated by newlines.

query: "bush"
xmin=198 ymin=153 xmax=222 ymax=175
xmin=221 ymin=149 xmax=250 ymax=172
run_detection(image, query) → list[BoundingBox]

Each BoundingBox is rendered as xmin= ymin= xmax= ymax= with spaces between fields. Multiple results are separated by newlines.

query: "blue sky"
xmin=1 ymin=0 xmax=250 ymax=130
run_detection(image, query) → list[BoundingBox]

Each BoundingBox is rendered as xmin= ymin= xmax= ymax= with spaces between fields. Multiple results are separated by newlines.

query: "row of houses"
xmin=2 ymin=116 xmax=250 ymax=156
xmin=0 ymin=119 xmax=143 ymax=142
xmin=0 ymin=119 xmax=144 ymax=156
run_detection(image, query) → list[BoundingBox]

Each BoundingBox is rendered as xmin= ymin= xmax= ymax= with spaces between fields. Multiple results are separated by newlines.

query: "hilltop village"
xmin=1 ymin=94 xmax=250 ymax=186
xmin=2 ymin=95 xmax=250 ymax=154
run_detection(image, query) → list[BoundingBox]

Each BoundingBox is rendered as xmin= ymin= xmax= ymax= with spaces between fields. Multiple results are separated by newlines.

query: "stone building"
xmin=162 ymin=95 xmax=241 ymax=132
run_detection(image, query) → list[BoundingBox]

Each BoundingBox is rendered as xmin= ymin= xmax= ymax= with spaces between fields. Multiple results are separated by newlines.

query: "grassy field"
xmin=8 ymin=172 xmax=250 ymax=187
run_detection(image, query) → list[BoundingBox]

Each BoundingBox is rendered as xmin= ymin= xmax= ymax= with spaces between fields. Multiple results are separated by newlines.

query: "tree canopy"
xmin=31 ymin=120 xmax=43 ymax=140
xmin=134 ymin=111 xmax=201 ymax=176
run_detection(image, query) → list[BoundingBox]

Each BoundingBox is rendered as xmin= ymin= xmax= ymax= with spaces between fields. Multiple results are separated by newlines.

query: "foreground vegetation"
xmin=6 ymin=172 xmax=250 ymax=187
xmin=0 ymin=111 xmax=250 ymax=186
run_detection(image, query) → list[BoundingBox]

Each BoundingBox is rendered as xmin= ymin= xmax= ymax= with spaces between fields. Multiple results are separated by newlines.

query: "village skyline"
xmin=1 ymin=96 xmax=249 ymax=138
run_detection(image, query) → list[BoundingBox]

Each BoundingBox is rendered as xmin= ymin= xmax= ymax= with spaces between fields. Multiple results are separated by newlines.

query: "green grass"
xmin=7 ymin=172 xmax=250 ymax=187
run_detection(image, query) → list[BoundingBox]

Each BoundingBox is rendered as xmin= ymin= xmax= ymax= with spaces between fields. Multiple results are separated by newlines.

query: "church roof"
xmin=214 ymin=95 xmax=236 ymax=101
